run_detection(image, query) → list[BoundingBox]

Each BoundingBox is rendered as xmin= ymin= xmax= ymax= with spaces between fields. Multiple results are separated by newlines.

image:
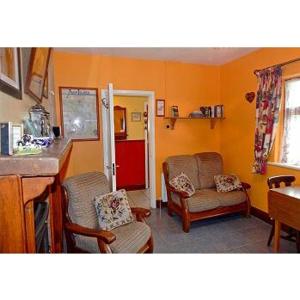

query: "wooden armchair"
xmin=62 ymin=172 xmax=153 ymax=253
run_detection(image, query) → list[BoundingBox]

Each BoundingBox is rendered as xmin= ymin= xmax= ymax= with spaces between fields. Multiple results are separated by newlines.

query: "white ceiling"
xmin=55 ymin=47 xmax=258 ymax=65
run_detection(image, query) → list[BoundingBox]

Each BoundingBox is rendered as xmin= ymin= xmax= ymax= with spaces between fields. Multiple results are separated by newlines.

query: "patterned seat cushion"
xmin=214 ymin=174 xmax=242 ymax=193
xmin=194 ymin=152 xmax=223 ymax=189
xmin=94 ymin=189 xmax=134 ymax=231
xmin=169 ymin=172 xmax=195 ymax=197
xmin=74 ymin=221 xmax=151 ymax=253
xmin=166 ymin=155 xmax=200 ymax=189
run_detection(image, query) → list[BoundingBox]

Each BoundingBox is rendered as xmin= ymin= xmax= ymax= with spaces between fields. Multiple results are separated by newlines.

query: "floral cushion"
xmin=94 ymin=189 xmax=134 ymax=231
xmin=214 ymin=174 xmax=242 ymax=193
xmin=169 ymin=172 xmax=195 ymax=197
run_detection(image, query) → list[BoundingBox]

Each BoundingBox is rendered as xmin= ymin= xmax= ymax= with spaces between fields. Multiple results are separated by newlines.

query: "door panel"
xmin=115 ymin=140 xmax=145 ymax=190
xmin=101 ymin=83 xmax=116 ymax=191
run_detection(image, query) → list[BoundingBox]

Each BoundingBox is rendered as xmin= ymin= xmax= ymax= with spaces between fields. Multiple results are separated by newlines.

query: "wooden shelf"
xmin=164 ymin=116 xmax=225 ymax=129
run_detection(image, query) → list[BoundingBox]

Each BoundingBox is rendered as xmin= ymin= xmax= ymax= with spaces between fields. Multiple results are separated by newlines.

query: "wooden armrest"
xmin=131 ymin=207 xmax=151 ymax=218
xmin=241 ymin=182 xmax=251 ymax=190
xmin=168 ymin=186 xmax=190 ymax=198
xmin=65 ymin=222 xmax=116 ymax=244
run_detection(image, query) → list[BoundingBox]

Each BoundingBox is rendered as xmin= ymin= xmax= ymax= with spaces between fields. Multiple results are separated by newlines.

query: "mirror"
xmin=114 ymin=105 xmax=127 ymax=140
xmin=25 ymin=48 xmax=51 ymax=103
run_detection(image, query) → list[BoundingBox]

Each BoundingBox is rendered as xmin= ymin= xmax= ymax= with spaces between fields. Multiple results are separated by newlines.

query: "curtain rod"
xmin=253 ymin=57 xmax=300 ymax=75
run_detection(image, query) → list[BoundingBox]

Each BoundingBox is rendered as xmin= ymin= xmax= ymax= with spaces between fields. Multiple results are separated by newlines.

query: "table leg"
xmin=274 ymin=220 xmax=281 ymax=253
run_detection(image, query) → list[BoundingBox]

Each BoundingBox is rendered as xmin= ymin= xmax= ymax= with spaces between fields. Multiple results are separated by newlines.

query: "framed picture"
xmin=171 ymin=105 xmax=179 ymax=117
xmin=156 ymin=99 xmax=165 ymax=117
xmin=59 ymin=87 xmax=100 ymax=141
xmin=0 ymin=48 xmax=22 ymax=99
xmin=131 ymin=112 xmax=142 ymax=122
xmin=25 ymin=48 xmax=52 ymax=103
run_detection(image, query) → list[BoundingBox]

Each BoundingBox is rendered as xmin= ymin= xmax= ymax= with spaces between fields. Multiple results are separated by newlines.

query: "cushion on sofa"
xmin=171 ymin=188 xmax=246 ymax=213
xmin=74 ymin=221 xmax=151 ymax=253
xmin=194 ymin=152 xmax=223 ymax=189
xmin=169 ymin=172 xmax=195 ymax=197
xmin=217 ymin=190 xmax=247 ymax=207
xmin=172 ymin=189 xmax=220 ymax=213
xmin=94 ymin=189 xmax=134 ymax=231
xmin=166 ymin=155 xmax=200 ymax=189
xmin=214 ymin=174 xmax=242 ymax=192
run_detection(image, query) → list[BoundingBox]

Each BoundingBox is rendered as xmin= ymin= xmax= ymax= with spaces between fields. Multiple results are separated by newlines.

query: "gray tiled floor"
xmin=147 ymin=208 xmax=298 ymax=253
xmin=127 ymin=189 xmax=297 ymax=253
xmin=127 ymin=189 xmax=150 ymax=209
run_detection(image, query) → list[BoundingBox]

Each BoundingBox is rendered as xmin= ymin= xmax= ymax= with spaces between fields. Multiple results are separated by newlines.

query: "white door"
xmin=144 ymin=102 xmax=149 ymax=189
xmin=101 ymin=83 xmax=117 ymax=191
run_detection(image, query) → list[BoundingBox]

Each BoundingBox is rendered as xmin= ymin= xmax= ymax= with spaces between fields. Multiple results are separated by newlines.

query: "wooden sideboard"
xmin=0 ymin=138 xmax=72 ymax=253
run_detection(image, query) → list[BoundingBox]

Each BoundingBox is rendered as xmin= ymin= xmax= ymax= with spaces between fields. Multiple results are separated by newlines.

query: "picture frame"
xmin=0 ymin=48 xmax=22 ymax=99
xmin=131 ymin=112 xmax=142 ymax=122
xmin=59 ymin=87 xmax=100 ymax=141
xmin=25 ymin=48 xmax=52 ymax=103
xmin=171 ymin=105 xmax=179 ymax=117
xmin=156 ymin=99 xmax=165 ymax=117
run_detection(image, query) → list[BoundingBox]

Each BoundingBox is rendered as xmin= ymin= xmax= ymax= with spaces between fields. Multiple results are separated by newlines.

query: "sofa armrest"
xmin=241 ymin=182 xmax=251 ymax=190
xmin=65 ymin=222 xmax=116 ymax=244
xmin=131 ymin=207 xmax=151 ymax=222
xmin=168 ymin=186 xmax=190 ymax=198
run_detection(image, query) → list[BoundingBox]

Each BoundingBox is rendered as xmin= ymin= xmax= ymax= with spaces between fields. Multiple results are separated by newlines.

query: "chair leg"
xmin=182 ymin=210 xmax=190 ymax=233
xmin=145 ymin=236 xmax=154 ymax=253
xmin=296 ymin=231 xmax=300 ymax=253
xmin=267 ymin=223 xmax=275 ymax=246
xmin=167 ymin=204 xmax=174 ymax=217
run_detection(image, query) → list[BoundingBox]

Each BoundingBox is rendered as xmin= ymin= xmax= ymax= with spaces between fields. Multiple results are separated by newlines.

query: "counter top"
xmin=0 ymin=138 xmax=72 ymax=176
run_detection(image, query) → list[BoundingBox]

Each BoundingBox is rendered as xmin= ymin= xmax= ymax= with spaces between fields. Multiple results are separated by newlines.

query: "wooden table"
xmin=0 ymin=138 xmax=72 ymax=253
xmin=268 ymin=186 xmax=300 ymax=252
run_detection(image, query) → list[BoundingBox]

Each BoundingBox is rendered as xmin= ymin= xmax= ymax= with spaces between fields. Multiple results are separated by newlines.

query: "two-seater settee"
xmin=163 ymin=152 xmax=251 ymax=232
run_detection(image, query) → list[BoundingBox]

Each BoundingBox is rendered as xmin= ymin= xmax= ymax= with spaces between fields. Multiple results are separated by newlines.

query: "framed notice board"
xmin=59 ymin=87 xmax=100 ymax=141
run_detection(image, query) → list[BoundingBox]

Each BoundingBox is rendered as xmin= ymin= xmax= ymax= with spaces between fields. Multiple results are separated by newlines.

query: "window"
xmin=280 ymin=78 xmax=300 ymax=166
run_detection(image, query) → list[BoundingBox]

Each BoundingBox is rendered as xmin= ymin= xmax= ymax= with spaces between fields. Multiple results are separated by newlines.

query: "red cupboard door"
xmin=115 ymin=140 xmax=145 ymax=190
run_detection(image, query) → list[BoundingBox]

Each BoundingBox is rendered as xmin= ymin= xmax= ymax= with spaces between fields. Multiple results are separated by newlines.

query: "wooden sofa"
xmin=162 ymin=152 xmax=251 ymax=232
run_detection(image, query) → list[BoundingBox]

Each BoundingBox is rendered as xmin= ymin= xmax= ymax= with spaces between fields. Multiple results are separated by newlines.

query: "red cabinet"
xmin=115 ymin=140 xmax=145 ymax=190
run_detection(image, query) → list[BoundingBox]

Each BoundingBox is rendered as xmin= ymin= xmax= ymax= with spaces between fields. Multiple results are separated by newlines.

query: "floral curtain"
xmin=280 ymin=78 xmax=300 ymax=165
xmin=252 ymin=66 xmax=282 ymax=174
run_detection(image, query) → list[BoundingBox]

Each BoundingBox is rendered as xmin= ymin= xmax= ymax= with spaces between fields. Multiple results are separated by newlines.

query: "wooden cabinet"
xmin=0 ymin=139 xmax=72 ymax=253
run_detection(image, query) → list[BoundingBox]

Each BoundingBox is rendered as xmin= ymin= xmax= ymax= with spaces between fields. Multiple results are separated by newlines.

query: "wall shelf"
xmin=164 ymin=116 xmax=225 ymax=129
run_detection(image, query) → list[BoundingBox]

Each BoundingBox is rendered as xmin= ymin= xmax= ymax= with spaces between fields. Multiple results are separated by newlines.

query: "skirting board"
xmin=251 ymin=206 xmax=293 ymax=233
xmin=156 ymin=199 xmax=168 ymax=208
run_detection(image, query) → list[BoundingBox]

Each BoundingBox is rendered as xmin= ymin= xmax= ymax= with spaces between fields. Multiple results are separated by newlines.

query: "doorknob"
xmin=116 ymin=165 xmax=120 ymax=168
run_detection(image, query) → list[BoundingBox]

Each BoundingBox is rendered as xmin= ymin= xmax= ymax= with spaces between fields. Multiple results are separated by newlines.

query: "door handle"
xmin=116 ymin=165 xmax=120 ymax=168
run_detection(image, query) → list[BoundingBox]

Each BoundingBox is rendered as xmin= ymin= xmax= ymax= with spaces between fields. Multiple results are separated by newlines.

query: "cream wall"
xmin=0 ymin=48 xmax=52 ymax=128
xmin=114 ymin=95 xmax=147 ymax=140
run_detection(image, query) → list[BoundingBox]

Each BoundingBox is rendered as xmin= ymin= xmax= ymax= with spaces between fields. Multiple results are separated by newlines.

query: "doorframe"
xmin=101 ymin=88 xmax=156 ymax=209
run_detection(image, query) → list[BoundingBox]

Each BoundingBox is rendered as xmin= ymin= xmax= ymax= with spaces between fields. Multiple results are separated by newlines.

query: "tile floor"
xmin=148 ymin=208 xmax=297 ymax=253
xmin=128 ymin=189 xmax=297 ymax=253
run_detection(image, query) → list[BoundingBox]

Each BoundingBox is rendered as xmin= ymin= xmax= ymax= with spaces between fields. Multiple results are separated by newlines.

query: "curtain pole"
xmin=253 ymin=57 xmax=300 ymax=75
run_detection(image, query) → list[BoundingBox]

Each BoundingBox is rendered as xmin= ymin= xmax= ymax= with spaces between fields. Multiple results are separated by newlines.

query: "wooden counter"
xmin=0 ymin=138 xmax=72 ymax=253
xmin=0 ymin=138 xmax=72 ymax=176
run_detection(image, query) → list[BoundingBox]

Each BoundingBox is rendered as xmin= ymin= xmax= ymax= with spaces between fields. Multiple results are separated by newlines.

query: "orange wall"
xmin=220 ymin=48 xmax=300 ymax=212
xmin=53 ymin=51 xmax=221 ymax=197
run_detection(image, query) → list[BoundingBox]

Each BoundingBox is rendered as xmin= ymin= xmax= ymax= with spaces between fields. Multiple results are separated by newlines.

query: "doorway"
xmin=114 ymin=95 xmax=149 ymax=191
xmin=101 ymin=86 xmax=156 ymax=208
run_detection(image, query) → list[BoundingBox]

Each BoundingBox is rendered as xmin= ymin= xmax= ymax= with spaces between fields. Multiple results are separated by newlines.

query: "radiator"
xmin=161 ymin=172 xmax=168 ymax=202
